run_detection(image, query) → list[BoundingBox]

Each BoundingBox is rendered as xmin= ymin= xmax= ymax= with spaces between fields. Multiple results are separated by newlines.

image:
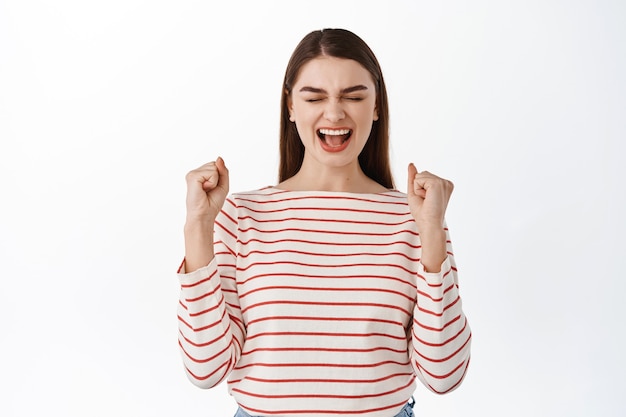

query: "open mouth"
xmin=317 ymin=128 xmax=352 ymax=149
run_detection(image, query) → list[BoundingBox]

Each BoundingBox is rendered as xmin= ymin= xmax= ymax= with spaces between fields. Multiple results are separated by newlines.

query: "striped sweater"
xmin=177 ymin=187 xmax=471 ymax=417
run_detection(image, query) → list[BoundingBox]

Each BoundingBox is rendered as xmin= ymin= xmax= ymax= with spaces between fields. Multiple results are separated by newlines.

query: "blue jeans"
xmin=234 ymin=397 xmax=415 ymax=417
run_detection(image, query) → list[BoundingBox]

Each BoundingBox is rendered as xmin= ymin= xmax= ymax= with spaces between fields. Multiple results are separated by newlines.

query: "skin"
xmin=184 ymin=56 xmax=453 ymax=273
xmin=280 ymin=56 xmax=383 ymax=193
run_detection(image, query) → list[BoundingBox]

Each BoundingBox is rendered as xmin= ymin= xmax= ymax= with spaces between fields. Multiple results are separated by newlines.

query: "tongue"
xmin=325 ymin=134 xmax=348 ymax=147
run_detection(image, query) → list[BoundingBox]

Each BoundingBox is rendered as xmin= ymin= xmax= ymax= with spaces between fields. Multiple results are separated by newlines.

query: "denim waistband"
xmin=234 ymin=397 xmax=415 ymax=417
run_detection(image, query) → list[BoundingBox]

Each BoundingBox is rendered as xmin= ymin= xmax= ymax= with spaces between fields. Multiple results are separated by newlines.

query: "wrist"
xmin=184 ymin=216 xmax=215 ymax=233
xmin=416 ymin=222 xmax=445 ymax=238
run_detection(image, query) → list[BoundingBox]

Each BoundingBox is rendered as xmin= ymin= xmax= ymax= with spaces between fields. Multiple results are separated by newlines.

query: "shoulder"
xmin=228 ymin=186 xmax=286 ymax=205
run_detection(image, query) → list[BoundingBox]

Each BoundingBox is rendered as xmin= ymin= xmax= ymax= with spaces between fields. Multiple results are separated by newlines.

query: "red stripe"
xmin=215 ymin=218 xmax=237 ymax=240
xmin=176 ymin=257 xmax=186 ymax=274
xmin=225 ymin=198 xmax=237 ymax=209
xmin=416 ymin=289 xmax=443 ymax=302
xmin=184 ymin=284 xmax=222 ymax=303
xmin=242 ymin=300 xmax=412 ymax=317
xmin=245 ymin=331 xmax=407 ymax=341
xmin=178 ymin=326 xmax=231 ymax=348
xmin=246 ymin=315 xmax=404 ymax=327
xmin=239 ymin=285 xmax=415 ymax=303
xmin=415 ymin=294 xmax=460 ymax=317
xmin=413 ymin=319 xmax=469 ymax=348
xmin=218 ymin=272 xmax=237 ymax=282
xmin=214 ymin=241 xmax=236 ymax=257
xmin=413 ymin=314 xmax=462 ymax=332
xmin=179 ymin=338 xmax=233 ymax=364
xmin=231 ymin=378 xmax=413 ymax=399
xmin=220 ymin=207 xmax=237 ymax=226
xmin=185 ymin=357 xmax=232 ymax=383
xmin=239 ymin=271 xmax=415 ymax=286
xmin=229 ymin=372 xmax=414 ymax=384
xmin=239 ymin=214 xmax=415 ymax=226
xmin=416 ymin=360 xmax=469 ymax=394
xmin=215 ymin=249 xmax=234 ymax=257
xmin=416 ymin=267 xmax=453 ymax=287
xmin=177 ymin=307 xmax=227 ymax=332
xmin=412 ymin=332 xmax=472 ymax=363
xmin=239 ymin=237 xmax=421 ymax=249
xmin=238 ymin=248 xmax=420 ymax=262
xmin=239 ymin=225 xmax=419 ymax=237
xmin=179 ymin=268 xmax=218 ymax=288
xmin=188 ymin=301 xmax=222 ymax=318
xmin=237 ymin=261 xmax=417 ymax=275
xmin=241 ymin=345 xmax=408 ymax=355
xmin=236 ymin=193 xmax=407 ymax=206
xmin=234 ymin=359 xmax=410 ymax=370
xmin=414 ymin=357 xmax=468 ymax=380
xmin=443 ymin=282 xmax=456 ymax=294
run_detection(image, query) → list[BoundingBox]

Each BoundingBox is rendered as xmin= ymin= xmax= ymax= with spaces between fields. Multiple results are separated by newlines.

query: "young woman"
xmin=177 ymin=28 xmax=472 ymax=417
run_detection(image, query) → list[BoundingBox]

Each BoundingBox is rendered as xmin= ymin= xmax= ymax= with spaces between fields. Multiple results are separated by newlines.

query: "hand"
xmin=185 ymin=157 xmax=230 ymax=224
xmin=407 ymin=163 xmax=453 ymax=229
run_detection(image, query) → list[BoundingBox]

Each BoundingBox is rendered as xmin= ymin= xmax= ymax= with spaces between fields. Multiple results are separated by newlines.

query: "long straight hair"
xmin=279 ymin=29 xmax=394 ymax=189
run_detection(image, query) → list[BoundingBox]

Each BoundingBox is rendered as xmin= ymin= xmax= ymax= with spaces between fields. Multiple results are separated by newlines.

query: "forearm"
xmin=418 ymin=224 xmax=447 ymax=272
xmin=184 ymin=219 xmax=215 ymax=272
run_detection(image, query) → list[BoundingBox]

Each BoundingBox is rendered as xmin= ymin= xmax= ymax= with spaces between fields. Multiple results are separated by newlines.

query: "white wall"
xmin=1 ymin=1 xmax=624 ymax=416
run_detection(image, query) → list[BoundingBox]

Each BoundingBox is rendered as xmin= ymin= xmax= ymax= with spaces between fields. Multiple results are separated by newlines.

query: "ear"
xmin=286 ymin=90 xmax=295 ymax=122
xmin=373 ymin=106 xmax=379 ymax=121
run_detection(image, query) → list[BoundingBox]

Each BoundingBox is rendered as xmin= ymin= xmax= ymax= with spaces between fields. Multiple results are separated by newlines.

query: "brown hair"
xmin=279 ymin=28 xmax=394 ymax=189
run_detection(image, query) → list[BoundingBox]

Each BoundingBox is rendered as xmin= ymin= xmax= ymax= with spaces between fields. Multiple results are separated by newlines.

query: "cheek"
xmin=293 ymin=120 xmax=317 ymax=145
xmin=356 ymin=112 xmax=377 ymax=133
xmin=356 ymin=102 xmax=378 ymax=123
xmin=293 ymin=112 xmax=317 ymax=134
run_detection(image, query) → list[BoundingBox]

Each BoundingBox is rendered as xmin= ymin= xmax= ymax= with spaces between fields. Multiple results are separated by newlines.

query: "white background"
xmin=1 ymin=0 xmax=625 ymax=416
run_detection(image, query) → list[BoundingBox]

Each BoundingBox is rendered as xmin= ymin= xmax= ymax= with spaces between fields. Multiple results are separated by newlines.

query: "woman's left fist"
xmin=407 ymin=163 xmax=454 ymax=228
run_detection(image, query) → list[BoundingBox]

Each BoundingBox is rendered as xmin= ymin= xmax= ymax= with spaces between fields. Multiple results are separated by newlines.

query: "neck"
xmin=278 ymin=159 xmax=387 ymax=193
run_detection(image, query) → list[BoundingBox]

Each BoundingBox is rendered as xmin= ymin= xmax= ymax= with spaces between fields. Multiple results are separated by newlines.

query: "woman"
xmin=177 ymin=28 xmax=471 ymax=417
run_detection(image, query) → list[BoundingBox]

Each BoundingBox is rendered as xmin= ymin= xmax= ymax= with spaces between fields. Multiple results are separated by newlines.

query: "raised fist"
xmin=185 ymin=157 xmax=230 ymax=223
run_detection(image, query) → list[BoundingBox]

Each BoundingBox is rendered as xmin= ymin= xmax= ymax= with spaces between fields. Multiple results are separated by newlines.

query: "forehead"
xmin=293 ymin=56 xmax=375 ymax=90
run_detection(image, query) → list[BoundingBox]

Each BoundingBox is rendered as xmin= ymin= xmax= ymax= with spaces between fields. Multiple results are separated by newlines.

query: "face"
xmin=288 ymin=56 xmax=378 ymax=170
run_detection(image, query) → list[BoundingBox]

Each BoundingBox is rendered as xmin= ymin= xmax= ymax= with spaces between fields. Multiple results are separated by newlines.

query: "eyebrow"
xmin=298 ymin=85 xmax=369 ymax=94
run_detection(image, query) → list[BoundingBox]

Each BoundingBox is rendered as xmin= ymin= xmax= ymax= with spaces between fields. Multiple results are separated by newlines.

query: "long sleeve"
xmin=177 ymin=198 xmax=246 ymax=388
xmin=409 ymin=225 xmax=472 ymax=393
xmin=175 ymin=188 xmax=472 ymax=416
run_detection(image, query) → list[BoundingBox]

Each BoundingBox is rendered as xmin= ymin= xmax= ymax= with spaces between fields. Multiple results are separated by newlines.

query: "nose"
xmin=323 ymin=99 xmax=345 ymax=122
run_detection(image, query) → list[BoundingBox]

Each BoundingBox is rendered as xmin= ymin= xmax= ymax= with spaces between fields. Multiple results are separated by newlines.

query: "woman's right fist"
xmin=185 ymin=157 xmax=230 ymax=223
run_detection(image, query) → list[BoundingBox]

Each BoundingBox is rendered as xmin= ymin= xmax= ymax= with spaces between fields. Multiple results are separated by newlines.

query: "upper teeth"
xmin=319 ymin=129 xmax=350 ymax=136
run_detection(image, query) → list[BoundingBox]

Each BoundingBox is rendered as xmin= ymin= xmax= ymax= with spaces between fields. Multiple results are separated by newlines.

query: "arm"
xmin=177 ymin=200 xmax=245 ymax=388
xmin=409 ymin=226 xmax=471 ymax=393
xmin=176 ymin=159 xmax=244 ymax=388
xmin=406 ymin=163 xmax=471 ymax=392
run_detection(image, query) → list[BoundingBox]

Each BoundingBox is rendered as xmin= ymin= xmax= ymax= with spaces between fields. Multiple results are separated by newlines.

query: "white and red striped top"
xmin=177 ymin=187 xmax=471 ymax=417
